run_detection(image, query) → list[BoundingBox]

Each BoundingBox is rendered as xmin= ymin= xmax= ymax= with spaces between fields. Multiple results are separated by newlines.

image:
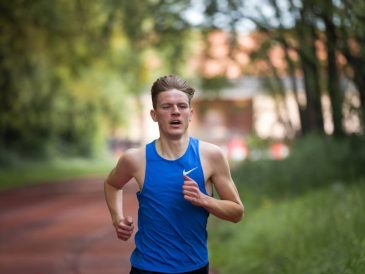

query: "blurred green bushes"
xmin=210 ymin=182 xmax=365 ymax=274
xmin=0 ymin=156 xmax=115 ymax=190
xmin=209 ymin=135 xmax=365 ymax=274
xmin=0 ymin=1 xmax=194 ymax=161
xmin=235 ymin=134 xmax=365 ymax=206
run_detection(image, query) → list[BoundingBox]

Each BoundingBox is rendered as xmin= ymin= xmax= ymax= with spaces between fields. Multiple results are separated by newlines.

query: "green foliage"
xmin=0 ymin=0 xmax=197 ymax=160
xmin=0 ymin=0 xmax=123 ymax=157
xmin=200 ymin=76 xmax=233 ymax=92
xmin=233 ymin=135 xmax=365 ymax=206
xmin=0 ymin=156 xmax=115 ymax=190
xmin=199 ymin=0 xmax=365 ymax=135
xmin=208 ymin=135 xmax=365 ymax=274
xmin=209 ymin=182 xmax=365 ymax=274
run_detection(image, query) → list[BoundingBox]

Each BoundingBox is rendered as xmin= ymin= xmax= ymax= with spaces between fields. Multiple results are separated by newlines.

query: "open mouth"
xmin=169 ymin=120 xmax=182 ymax=126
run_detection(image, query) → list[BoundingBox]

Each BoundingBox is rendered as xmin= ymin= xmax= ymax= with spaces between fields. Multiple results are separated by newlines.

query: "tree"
xmin=0 ymin=0 xmax=198 ymax=158
xmin=198 ymin=0 xmax=364 ymax=137
xmin=337 ymin=0 xmax=365 ymax=131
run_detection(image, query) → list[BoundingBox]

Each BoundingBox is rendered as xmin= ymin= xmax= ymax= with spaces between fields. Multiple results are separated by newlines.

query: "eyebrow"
xmin=160 ymin=102 xmax=188 ymax=106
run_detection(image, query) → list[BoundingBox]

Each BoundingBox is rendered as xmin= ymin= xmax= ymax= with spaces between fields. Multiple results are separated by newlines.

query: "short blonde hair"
xmin=151 ymin=75 xmax=195 ymax=109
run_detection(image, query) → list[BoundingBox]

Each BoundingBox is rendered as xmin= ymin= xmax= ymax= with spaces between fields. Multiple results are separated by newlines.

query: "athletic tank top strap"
xmin=145 ymin=140 xmax=158 ymax=161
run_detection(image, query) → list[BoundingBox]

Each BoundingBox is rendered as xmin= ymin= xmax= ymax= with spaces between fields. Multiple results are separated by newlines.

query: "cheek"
xmin=188 ymin=111 xmax=193 ymax=121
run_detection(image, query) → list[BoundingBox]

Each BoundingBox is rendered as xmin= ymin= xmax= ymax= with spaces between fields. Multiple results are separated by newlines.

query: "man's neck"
xmin=156 ymin=135 xmax=190 ymax=160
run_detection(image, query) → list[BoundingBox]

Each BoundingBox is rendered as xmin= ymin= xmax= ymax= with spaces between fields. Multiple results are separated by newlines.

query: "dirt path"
xmin=0 ymin=178 xmax=217 ymax=274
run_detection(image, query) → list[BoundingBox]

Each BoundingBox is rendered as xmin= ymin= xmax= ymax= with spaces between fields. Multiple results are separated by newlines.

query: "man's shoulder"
xmin=118 ymin=146 xmax=145 ymax=169
xmin=123 ymin=146 xmax=145 ymax=159
xmin=199 ymin=140 xmax=225 ymax=161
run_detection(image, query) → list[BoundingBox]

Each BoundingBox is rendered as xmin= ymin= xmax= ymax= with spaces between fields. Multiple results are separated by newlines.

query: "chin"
xmin=167 ymin=130 xmax=187 ymax=138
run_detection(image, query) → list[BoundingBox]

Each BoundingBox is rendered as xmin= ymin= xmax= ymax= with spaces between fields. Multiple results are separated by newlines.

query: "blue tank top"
xmin=130 ymin=137 xmax=209 ymax=273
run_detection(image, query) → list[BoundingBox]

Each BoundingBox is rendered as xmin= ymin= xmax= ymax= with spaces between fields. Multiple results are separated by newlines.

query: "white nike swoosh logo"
xmin=183 ymin=167 xmax=198 ymax=176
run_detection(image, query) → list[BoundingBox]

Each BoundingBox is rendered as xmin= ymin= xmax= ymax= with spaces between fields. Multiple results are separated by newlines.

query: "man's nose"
xmin=171 ymin=105 xmax=180 ymax=114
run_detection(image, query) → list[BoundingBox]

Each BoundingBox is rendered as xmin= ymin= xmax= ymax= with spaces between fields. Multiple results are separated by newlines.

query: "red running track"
xmin=0 ymin=178 xmax=217 ymax=274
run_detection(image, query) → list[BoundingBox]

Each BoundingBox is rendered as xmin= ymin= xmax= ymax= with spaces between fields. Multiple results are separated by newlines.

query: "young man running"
xmin=104 ymin=75 xmax=244 ymax=274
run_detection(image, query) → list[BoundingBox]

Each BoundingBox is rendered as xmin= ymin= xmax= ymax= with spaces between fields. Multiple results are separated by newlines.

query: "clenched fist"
xmin=114 ymin=216 xmax=134 ymax=241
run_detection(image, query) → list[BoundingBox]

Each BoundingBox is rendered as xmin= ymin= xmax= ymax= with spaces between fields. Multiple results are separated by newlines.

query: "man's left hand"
xmin=182 ymin=175 xmax=208 ymax=207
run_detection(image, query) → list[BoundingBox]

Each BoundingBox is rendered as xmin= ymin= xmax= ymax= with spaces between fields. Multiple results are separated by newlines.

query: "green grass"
xmin=0 ymin=156 xmax=116 ymax=190
xmin=208 ymin=135 xmax=365 ymax=274
xmin=209 ymin=181 xmax=365 ymax=274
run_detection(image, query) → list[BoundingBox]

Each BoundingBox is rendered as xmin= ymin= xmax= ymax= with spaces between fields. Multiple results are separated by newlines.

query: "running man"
xmin=104 ymin=75 xmax=244 ymax=274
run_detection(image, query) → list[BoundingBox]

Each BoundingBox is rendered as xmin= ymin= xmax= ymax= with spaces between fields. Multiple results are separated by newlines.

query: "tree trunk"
xmin=341 ymin=46 xmax=365 ymax=131
xmin=324 ymin=11 xmax=344 ymax=136
xmin=351 ymin=59 xmax=365 ymax=130
xmin=281 ymin=40 xmax=306 ymax=136
xmin=265 ymin=55 xmax=295 ymax=138
xmin=297 ymin=21 xmax=324 ymax=134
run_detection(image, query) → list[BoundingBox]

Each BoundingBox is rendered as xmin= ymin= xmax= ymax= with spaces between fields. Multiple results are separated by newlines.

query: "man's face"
xmin=151 ymin=89 xmax=193 ymax=138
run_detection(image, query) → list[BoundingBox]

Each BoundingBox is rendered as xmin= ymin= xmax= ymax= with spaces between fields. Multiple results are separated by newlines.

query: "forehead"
xmin=156 ymin=89 xmax=190 ymax=104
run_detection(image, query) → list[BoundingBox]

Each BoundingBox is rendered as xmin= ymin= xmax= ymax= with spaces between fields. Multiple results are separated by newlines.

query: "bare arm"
xmin=104 ymin=148 xmax=143 ymax=240
xmin=183 ymin=144 xmax=244 ymax=223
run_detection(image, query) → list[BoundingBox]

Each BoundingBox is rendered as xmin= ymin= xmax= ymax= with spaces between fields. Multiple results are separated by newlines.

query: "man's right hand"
xmin=114 ymin=216 xmax=134 ymax=241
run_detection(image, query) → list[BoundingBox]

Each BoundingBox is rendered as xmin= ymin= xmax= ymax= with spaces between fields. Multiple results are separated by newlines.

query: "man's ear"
xmin=150 ymin=109 xmax=157 ymax=122
xmin=189 ymin=108 xmax=194 ymax=122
